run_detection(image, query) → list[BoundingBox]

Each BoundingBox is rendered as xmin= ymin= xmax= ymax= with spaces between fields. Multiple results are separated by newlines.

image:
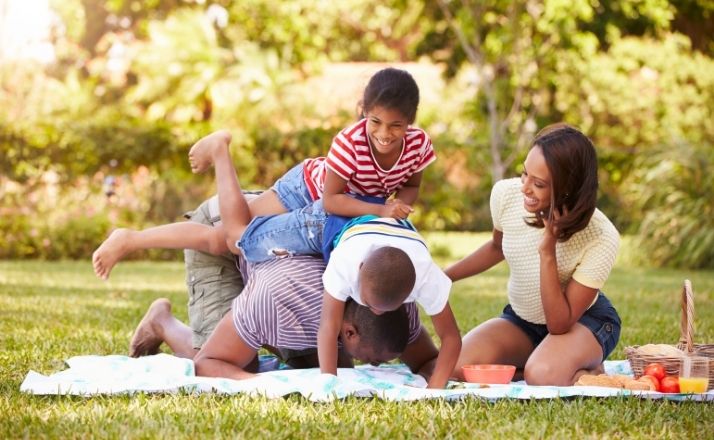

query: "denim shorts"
xmin=500 ymin=293 xmax=621 ymax=361
xmin=238 ymin=164 xmax=327 ymax=263
xmin=271 ymin=162 xmax=314 ymax=210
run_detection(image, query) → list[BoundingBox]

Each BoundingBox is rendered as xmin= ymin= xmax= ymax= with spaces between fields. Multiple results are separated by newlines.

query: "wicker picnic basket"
xmin=625 ymin=280 xmax=714 ymax=391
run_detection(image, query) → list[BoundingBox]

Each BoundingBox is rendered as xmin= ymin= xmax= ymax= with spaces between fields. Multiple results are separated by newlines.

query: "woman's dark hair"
xmin=525 ymin=123 xmax=599 ymax=241
xmin=360 ymin=67 xmax=420 ymax=123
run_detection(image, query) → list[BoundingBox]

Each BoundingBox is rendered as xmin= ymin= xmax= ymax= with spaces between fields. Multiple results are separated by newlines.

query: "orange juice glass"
xmin=679 ymin=356 xmax=709 ymax=394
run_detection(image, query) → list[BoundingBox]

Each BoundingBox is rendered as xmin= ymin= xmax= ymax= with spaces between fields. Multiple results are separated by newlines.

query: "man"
xmin=127 ymin=195 xmax=245 ymax=358
xmin=131 ymin=253 xmax=439 ymax=380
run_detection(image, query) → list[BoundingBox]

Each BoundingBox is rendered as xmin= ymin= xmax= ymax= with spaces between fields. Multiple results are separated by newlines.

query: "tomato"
xmin=660 ymin=376 xmax=680 ymax=393
xmin=643 ymin=363 xmax=666 ymax=381
xmin=639 ymin=374 xmax=661 ymax=392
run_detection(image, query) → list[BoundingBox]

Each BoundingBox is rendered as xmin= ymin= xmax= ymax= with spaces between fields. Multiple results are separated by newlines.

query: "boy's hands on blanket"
xmin=308 ymin=373 xmax=341 ymax=401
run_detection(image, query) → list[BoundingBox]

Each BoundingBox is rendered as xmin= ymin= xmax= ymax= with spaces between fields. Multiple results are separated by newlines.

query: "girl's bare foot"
xmin=188 ymin=130 xmax=232 ymax=173
xmin=92 ymin=228 xmax=133 ymax=280
xmin=129 ymin=298 xmax=172 ymax=357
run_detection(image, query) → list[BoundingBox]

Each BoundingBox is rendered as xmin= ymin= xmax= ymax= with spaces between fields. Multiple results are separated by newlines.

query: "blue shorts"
xmin=500 ymin=293 xmax=621 ymax=361
xmin=237 ymin=164 xmax=327 ymax=263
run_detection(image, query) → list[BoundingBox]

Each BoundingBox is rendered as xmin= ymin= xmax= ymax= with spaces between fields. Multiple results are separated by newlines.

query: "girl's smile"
xmin=365 ymin=106 xmax=408 ymax=158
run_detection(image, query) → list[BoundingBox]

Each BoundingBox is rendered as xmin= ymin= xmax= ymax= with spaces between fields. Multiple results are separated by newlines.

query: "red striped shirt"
xmin=302 ymin=119 xmax=436 ymax=200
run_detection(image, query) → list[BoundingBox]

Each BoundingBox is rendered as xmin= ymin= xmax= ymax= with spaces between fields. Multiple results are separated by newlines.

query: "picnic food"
xmin=626 ymin=281 xmax=714 ymax=391
xmin=679 ymin=377 xmax=708 ymax=393
xmin=574 ymin=374 xmax=657 ymax=391
xmin=635 ymin=344 xmax=685 ymax=357
xmin=643 ymin=363 xmax=666 ymax=381
xmin=659 ymin=376 xmax=680 ymax=393
xmin=639 ymin=374 xmax=661 ymax=392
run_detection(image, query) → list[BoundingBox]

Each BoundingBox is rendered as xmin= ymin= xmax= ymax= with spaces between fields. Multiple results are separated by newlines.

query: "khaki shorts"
xmin=184 ymin=196 xmax=244 ymax=349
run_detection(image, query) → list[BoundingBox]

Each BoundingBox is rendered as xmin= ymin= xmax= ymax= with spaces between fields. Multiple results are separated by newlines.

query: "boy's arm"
xmin=393 ymin=171 xmax=423 ymax=206
xmin=426 ymin=303 xmax=461 ymax=389
xmin=398 ymin=326 xmax=439 ymax=381
xmin=193 ymin=313 xmax=258 ymax=380
xmin=317 ymin=291 xmax=346 ymax=375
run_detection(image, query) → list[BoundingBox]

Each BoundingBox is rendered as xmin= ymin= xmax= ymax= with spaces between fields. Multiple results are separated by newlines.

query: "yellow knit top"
xmin=491 ymin=178 xmax=620 ymax=324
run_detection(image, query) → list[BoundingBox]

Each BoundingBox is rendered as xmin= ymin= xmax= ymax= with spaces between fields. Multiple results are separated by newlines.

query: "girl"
xmin=446 ymin=123 xmax=621 ymax=386
xmin=93 ymin=67 xmax=436 ymax=279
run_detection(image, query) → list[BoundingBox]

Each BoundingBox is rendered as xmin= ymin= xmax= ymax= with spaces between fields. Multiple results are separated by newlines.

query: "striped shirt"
xmin=232 ymin=255 xmax=422 ymax=350
xmin=323 ymin=218 xmax=452 ymax=316
xmin=302 ymin=118 xmax=436 ymax=200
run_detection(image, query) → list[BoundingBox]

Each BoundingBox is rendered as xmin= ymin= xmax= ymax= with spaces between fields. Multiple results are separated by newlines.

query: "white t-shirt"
xmin=322 ymin=218 xmax=451 ymax=316
xmin=491 ymin=178 xmax=620 ymax=324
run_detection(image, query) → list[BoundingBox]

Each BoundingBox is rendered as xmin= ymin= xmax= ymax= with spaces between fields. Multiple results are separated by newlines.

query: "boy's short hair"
xmin=344 ymin=299 xmax=409 ymax=354
xmin=359 ymin=246 xmax=416 ymax=308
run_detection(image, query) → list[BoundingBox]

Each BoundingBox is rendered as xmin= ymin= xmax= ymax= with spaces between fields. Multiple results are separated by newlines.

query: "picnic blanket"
xmin=20 ymin=354 xmax=714 ymax=402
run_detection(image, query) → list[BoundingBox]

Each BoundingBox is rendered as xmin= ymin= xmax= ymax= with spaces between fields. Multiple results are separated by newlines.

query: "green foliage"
xmin=0 ymin=115 xmax=184 ymax=182
xmin=555 ymin=34 xmax=714 ymax=233
xmin=223 ymin=0 xmax=432 ymax=63
xmin=2 ymin=0 xmax=714 ymax=267
xmin=626 ymin=142 xmax=714 ymax=269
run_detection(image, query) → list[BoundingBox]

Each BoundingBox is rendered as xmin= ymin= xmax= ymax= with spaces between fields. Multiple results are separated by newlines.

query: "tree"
xmin=422 ymin=0 xmax=676 ymax=182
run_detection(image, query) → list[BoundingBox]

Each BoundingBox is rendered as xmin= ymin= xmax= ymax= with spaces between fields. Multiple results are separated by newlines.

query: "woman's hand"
xmin=539 ymin=207 xmax=567 ymax=255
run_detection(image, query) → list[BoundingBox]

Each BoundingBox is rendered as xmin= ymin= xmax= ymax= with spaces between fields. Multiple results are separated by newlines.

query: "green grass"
xmin=2 ymin=232 xmax=714 ymax=439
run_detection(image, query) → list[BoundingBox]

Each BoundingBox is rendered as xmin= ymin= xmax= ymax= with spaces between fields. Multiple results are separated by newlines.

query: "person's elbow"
xmin=447 ymin=333 xmax=462 ymax=353
xmin=546 ymin=321 xmax=571 ymax=335
xmin=193 ymin=353 xmax=211 ymax=377
xmin=438 ymin=324 xmax=461 ymax=352
xmin=322 ymin=193 xmax=338 ymax=214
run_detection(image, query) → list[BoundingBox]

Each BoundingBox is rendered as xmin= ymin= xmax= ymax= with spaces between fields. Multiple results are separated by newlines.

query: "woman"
xmin=447 ymin=123 xmax=621 ymax=386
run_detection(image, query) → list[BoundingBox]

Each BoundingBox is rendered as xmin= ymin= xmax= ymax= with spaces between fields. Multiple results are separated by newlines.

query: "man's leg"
xmin=183 ymin=195 xmax=245 ymax=350
xmin=129 ymin=196 xmax=245 ymax=357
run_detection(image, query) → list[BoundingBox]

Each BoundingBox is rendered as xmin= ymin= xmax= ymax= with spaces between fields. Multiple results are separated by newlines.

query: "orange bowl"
xmin=462 ymin=364 xmax=516 ymax=384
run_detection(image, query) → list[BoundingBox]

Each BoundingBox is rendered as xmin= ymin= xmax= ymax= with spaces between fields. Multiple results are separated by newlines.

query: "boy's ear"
xmin=342 ymin=322 xmax=358 ymax=341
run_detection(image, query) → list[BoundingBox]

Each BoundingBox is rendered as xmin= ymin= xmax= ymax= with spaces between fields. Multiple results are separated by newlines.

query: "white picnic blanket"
xmin=20 ymin=354 xmax=714 ymax=402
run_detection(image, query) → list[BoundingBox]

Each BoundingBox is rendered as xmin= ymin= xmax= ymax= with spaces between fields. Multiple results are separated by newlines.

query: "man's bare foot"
xmin=188 ymin=130 xmax=232 ymax=173
xmin=129 ymin=298 xmax=172 ymax=357
xmin=92 ymin=228 xmax=133 ymax=280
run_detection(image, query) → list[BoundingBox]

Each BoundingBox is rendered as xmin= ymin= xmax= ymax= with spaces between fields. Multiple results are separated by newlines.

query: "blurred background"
xmin=0 ymin=0 xmax=712 ymax=268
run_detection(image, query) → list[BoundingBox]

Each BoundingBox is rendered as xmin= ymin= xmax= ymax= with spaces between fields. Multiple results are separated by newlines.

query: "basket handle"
xmin=679 ymin=279 xmax=695 ymax=353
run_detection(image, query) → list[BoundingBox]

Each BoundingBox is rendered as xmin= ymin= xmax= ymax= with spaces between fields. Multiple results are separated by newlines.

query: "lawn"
xmin=1 ymin=233 xmax=713 ymax=439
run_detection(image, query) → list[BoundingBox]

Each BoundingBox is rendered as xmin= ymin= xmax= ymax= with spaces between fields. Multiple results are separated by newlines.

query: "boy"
xmin=318 ymin=216 xmax=461 ymax=389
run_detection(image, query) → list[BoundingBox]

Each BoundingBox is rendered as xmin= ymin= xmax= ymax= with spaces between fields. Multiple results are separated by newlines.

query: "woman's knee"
xmin=524 ymin=359 xmax=577 ymax=386
xmin=524 ymin=360 xmax=556 ymax=385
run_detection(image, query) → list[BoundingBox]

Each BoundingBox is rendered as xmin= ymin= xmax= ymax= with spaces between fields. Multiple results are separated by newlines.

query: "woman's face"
xmin=520 ymin=145 xmax=552 ymax=214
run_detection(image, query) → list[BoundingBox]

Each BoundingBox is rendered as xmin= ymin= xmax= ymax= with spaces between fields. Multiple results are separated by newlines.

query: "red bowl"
xmin=462 ymin=364 xmax=516 ymax=384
